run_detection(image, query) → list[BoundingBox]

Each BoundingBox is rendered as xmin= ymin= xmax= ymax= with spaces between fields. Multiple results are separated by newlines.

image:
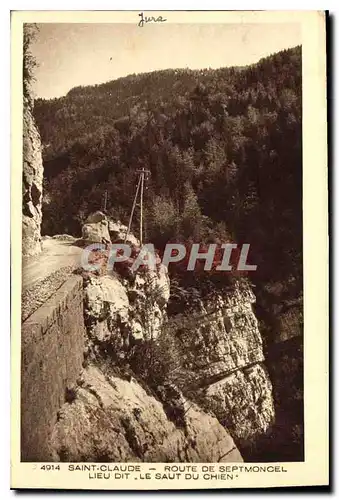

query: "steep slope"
xmin=52 ymin=365 xmax=242 ymax=463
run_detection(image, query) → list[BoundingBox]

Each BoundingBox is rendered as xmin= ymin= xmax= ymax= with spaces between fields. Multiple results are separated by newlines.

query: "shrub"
xmin=126 ymin=328 xmax=180 ymax=390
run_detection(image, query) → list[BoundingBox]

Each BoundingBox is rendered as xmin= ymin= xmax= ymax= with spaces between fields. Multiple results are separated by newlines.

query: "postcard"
xmin=11 ymin=10 xmax=328 ymax=489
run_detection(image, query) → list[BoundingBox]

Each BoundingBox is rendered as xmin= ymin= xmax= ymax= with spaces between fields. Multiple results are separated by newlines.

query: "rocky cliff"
xmin=51 ymin=268 xmax=242 ymax=462
xmin=22 ymin=95 xmax=43 ymax=256
xmin=49 ymin=216 xmax=244 ymax=462
xmin=48 ymin=216 xmax=275 ymax=461
xmin=168 ymin=283 xmax=275 ymax=452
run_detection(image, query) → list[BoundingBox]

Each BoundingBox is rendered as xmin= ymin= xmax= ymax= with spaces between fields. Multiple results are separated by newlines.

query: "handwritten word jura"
xmin=138 ymin=12 xmax=167 ymax=27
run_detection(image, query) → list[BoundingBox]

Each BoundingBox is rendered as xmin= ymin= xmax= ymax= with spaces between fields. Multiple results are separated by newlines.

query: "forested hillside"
xmin=34 ymin=46 xmax=302 ymax=299
xmin=34 ymin=45 xmax=303 ymax=461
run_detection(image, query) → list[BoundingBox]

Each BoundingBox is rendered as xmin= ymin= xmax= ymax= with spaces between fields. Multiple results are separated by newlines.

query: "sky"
xmin=30 ymin=23 xmax=301 ymax=99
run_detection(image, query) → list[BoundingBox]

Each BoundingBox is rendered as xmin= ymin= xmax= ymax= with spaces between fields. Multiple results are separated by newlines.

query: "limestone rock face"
xmin=51 ymin=365 xmax=243 ymax=463
xmin=178 ymin=285 xmax=265 ymax=380
xmin=176 ymin=283 xmax=275 ymax=446
xmin=22 ymin=97 xmax=43 ymax=256
xmin=84 ymin=264 xmax=170 ymax=351
xmin=202 ymin=364 xmax=274 ymax=447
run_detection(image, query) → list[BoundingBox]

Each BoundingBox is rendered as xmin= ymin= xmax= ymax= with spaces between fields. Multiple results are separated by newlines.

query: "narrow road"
xmin=22 ymin=238 xmax=83 ymax=291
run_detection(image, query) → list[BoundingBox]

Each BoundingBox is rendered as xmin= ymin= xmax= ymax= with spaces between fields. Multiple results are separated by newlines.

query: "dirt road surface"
xmin=22 ymin=237 xmax=83 ymax=291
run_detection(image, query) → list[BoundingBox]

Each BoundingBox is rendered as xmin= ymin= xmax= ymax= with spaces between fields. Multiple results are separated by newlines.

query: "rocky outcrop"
xmin=48 ymin=220 xmax=245 ymax=462
xmin=84 ymin=263 xmax=170 ymax=353
xmin=51 ymin=365 xmax=242 ymax=463
xmin=48 ymin=219 xmax=274 ymax=461
xmin=22 ymin=96 xmax=43 ymax=256
xmin=173 ymin=283 xmax=275 ymax=448
xmin=176 ymin=285 xmax=265 ymax=379
xmin=80 ymin=216 xmax=275 ymax=448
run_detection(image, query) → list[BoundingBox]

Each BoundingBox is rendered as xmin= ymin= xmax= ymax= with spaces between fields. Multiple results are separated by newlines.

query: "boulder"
xmin=85 ymin=211 xmax=107 ymax=224
xmin=82 ymin=217 xmax=111 ymax=245
xmin=108 ymin=220 xmax=139 ymax=246
xmin=84 ymin=262 xmax=170 ymax=351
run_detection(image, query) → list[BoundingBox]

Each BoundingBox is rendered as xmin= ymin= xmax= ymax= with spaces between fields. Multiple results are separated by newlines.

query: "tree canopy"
xmin=34 ymin=45 xmax=302 ymax=296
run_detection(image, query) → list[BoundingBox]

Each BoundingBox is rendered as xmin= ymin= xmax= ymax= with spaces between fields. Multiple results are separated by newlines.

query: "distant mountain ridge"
xmin=35 ymin=66 xmax=240 ymax=160
xmin=34 ymin=48 xmax=298 ymax=162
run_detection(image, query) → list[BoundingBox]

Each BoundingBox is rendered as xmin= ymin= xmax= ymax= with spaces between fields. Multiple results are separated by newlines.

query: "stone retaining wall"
xmin=21 ymin=275 xmax=85 ymax=461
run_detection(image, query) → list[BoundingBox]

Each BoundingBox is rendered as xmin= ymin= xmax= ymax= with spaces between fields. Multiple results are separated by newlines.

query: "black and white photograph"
xmin=11 ymin=10 xmax=328 ymax=490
